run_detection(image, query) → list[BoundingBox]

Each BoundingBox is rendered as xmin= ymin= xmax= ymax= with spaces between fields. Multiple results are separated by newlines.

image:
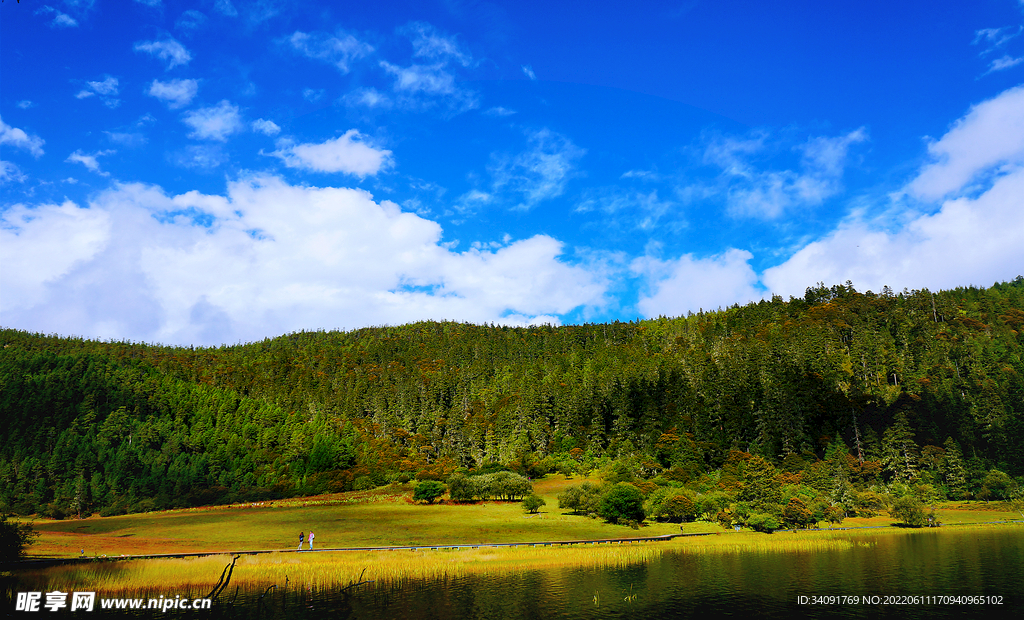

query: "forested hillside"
xmin=2 ymin=279 xmax=1023 ymax=518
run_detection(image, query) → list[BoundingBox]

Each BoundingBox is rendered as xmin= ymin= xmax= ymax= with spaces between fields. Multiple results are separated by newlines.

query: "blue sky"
xmin=3 ymin=0 xmax=1024 ymax=346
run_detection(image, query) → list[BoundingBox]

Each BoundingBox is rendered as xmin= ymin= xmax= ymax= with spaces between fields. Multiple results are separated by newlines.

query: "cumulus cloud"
xmin=251 ymin=119 xmax=281 ymax=136
xmin=268 ymin=130 xmax=392 ymax=177
xmin=908 ymin=84 xmax=1024 ymax=200
xmin=0 ymin=117 xmax=45 ymax=157
xmin=66 ymin=149 xmax=115 ymax=176
xmin=763 ymin=84 xmax=1024 ymax=297
xmin=134 ymin=38 xmax=192 ymax=70
xmin=147 ymin=78 xmax=198 ymax=108
xmin=702 ymin=128 xmax=867 ymax=219
xmin=288 ymin=30 xmax=373 ymax=73
xmin=489 ymin=129 xmax=586 ymax=210
xmin=0 ymin=176 xmax=606 ymax=345
xmin=182 ymin=101 xmax=243 ymax=141
xmin=633 ymin=249 xmax=762 ymax=317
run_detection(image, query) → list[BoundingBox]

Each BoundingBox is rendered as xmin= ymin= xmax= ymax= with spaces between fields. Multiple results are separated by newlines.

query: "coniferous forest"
xmin=2 ymin=279 xmax=1023 ymax=519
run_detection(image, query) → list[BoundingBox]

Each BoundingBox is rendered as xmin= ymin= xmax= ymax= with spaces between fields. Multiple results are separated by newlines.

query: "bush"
xmin=353 ymin=476 xmax=376 ymax=491
xmin=747 ymin=513 xmax=780 ymax=533
xmin=598 ymin=483 xmax=646 ymax=524
xmin=0 ymin=513 xmax=37 ymax=562
xmin=890 ymin=495 xmax=926 ymax=527
xmin=522 ymin=494 xmax=546 ymax=514
xmin=413 ymin=481 xmax=446 ymax=504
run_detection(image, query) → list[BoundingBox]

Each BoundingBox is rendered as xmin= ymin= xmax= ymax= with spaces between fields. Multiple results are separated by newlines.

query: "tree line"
xmin=1 ymin=278 xmax=1023 ymax=518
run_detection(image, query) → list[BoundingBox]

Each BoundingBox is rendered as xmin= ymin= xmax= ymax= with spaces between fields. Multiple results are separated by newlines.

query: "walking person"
xmin=298 ymin=531 xmax=304 ymax=551
xmin=308 ymin=531 xmax=315 ymax=550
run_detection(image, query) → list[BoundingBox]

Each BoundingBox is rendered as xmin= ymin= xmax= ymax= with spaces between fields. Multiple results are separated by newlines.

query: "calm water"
xmin=8 ymin=526 xmax=1023 ymax=618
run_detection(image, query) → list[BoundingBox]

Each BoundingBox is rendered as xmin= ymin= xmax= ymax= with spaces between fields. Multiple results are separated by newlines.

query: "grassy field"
xmin=17 ymin=475 xmax=1023 ymax=560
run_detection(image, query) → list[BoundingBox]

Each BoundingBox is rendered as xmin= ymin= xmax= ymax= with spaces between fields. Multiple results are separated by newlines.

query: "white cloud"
xmin=378 ymin=25 xmax=478 ymax=114
xmin=75 ymin=76 xmax=120 ymax=107
xmin=66 ymin=149 xmax=115 ymax=176
xmin=176 ymin=9 xmax=206 ymax=32
xmin=576 ymin=188 xmax=678 ymax=231
xmin=0 ymin=176 xmax=606 ymax=345
xmin=988 ymin=55 xmax=1024 ymax=72
xmin=288 ymin=30 xmax=373 ymax=73
xmin=105 ymin=131 xmax=146 ymax=148
xmin=251 ymin=119 xmax=281 ymax=136
xmin=214 ymin=0 xmax=237 ymax=17
xmin=909 ymin=85 xmax=1024 ymax=200
xmin=303 ymin=88 xmax=325 ymax=102
xmin=764 ymin=85 xmax=1024 ymax=297
xmin=406 ymin=22 xmax=472 ymax=67
xmin=633 ymin=249 xmax=762 ymax=317
xmin=382 ymin=61 xmax=458 ymax=95
xmin=484 ymin=106 xmax=516 ymax=117
xmin=37 ymin=6 xmax=78 ymax=28
xmin=522 ymin=65 xmax=537 ymax=80
xmin=17 ymin=101 xmax=34 ymax=109
xmin=134 ymin=0 xmax=163 ymax=7
xmin=973 ymin=26 xmax=1021 ymax=53
xmin=182 ymin=101 xmax=243 ymax=141
xmin=489 ymin=129 xmax=586 ymax=209
xmin=0 ymin=117 xmax=45 ymax=157
xmin=343 ymin=87 xmax=392 ymax=109
xmin=269 ymin=130 xmax=392 ymax=177
xmin=147 ymin=78 xmax=198 ymax=108
xmin=134 ymin=38 xmax=192 ymax=70
xmin=701 ymin=128 xmax=867 ymax=219
xmin=1 ymin=160 xmax=27 ymax=184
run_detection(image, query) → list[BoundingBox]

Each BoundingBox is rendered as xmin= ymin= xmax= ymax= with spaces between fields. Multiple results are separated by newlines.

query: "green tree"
xmin=890 ymin=495 xmax=926 ymax=527
xmin=413 ymin=480 xmax=446 ymax=504
xmin=522 ymin=494 xmax=546 ymax=514
xmin=0 ymin=513 xmax=36 ymax=561
xmin=598 ymin=483 xmax=646 ymax=524
xmin=738 ymin=456 xmax=781 ymax=507
xmin=882 ymin=412 xmax=919 ymax=483
xmin=941 ymin=438 xmax=968 ymax=499
xmin=782 ymin=497 xmax=814 ymax=528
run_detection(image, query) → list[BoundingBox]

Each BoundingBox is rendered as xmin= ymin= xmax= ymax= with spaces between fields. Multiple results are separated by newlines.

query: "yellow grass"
xmin=16 ymin=522 xmax=1023 ymax=597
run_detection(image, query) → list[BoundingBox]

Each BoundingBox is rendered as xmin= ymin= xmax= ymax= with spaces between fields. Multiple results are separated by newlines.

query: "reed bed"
xmin=18 ymin=522 xmax=1021 ymax=597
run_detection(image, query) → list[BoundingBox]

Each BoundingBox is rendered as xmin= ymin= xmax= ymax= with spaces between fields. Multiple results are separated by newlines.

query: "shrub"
xmin=598 ymin=483 xmax=646 ymax=524
xmin=890 ymin=495 xmax=926 ymax=527
xmin=353 ymin=476 xmax=376 ymax=491
xmin=746 ymin=512 xmax=780 ymax=533
xmin=413 ymin=481 xmax=446 ymax=504
xmin=522 ymin=494 xmax=546 ymax=514
xmin=0 ymin=514 xmax=37 ymax=562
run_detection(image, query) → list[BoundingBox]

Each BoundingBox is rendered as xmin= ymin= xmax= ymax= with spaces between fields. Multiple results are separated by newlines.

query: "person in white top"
xmin=308 ymin=531 xmax=314 ymax=550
